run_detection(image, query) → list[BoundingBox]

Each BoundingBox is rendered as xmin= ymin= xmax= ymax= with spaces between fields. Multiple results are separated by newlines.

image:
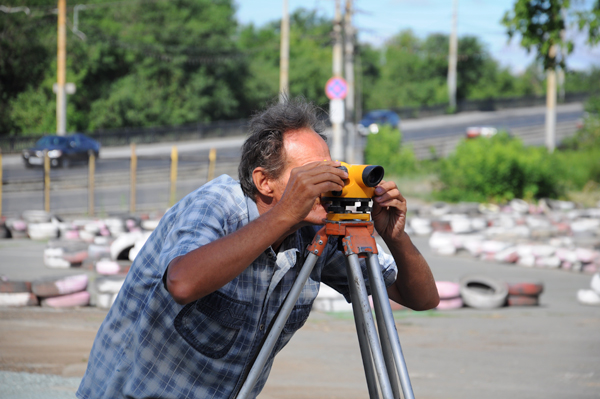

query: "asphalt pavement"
xmin=0 ymin=233 xmax=598 ymax=399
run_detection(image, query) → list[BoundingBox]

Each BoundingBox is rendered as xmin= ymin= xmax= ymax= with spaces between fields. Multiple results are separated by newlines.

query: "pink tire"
xmin=436 ymin=297 xmax=463 ymax=310
xmin=32 ymin=274 xmax=88 ymax=297
xmin=436 ymin=281 xmax=460 ymax=299
xmin=41 ymin=291 xmax=90 ymax=308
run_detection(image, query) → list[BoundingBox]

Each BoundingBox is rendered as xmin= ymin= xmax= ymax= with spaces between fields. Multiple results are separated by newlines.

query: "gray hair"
xmin=238 ymin=97 xmax=328 ymax=199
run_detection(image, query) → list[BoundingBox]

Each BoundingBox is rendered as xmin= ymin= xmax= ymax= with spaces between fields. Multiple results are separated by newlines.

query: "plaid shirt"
xmin=77 ymin=175 xmax=397 ymax=399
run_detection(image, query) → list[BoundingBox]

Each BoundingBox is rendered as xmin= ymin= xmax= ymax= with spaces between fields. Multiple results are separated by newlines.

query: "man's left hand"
xmin=371 ymin=180 xmax=407 ymax=242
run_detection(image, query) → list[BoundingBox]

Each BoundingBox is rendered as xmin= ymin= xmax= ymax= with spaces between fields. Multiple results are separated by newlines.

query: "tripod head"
xmin=321 ymin=162 xmax=385 ymax=222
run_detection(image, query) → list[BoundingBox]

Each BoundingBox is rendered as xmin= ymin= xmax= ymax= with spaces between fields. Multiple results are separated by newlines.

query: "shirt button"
xmin=259 ymin=324 xmax=264 ymax=331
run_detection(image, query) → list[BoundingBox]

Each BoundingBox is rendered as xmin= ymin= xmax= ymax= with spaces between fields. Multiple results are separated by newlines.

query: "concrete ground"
xmin=0 ymin=235 xmax=599 ymax=399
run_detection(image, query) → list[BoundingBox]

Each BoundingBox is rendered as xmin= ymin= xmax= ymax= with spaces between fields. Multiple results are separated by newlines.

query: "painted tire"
xmin=31 ymin=274 xmax=89 ymax=297
xmin=436 ymin=281 xmax=460 ymax=300
xmin=0 ymin=280 xmax=32 ymax=293
xmin=41 ymin=291 xmax=90 ymax=308
xmin=0 ymin=292 xmax=39 ymax=307
xmin=507 ymin=295 xmax=539 ymax=307
xmin=436 ymin=297 xmax=463 ymax=310
xmin=62 ymin=250 xmax=89 ymax=265
xmin=577 ymin=289 xmax=600 ymax=306
xmin=96 ymin=292 xmax=118 ymax=309
xmin=591 ymin=273 xmax=600 ymax=294
xmin=459 ymin=275 xmax=508 ymax=309
xmin=507 ymin=282 xmax=544 ymax=296
xmin=95 ymin=275 xmax=126 ymax=294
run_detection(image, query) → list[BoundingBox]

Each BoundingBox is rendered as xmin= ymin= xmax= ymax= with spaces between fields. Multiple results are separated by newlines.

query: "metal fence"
xmin=0 ymin=119 xmax=249 ymax=154
xmin=0 ymin=92 xmax=591 ymax=154
xmin=392 ymin=92 xmax=590 ymax=119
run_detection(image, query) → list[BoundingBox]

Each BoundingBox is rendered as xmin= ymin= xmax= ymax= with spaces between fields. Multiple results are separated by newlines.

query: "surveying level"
xmin=236 ymin=164 xmax=415 ymax=399
xmin=322 ymin=162 xmax=385 ymax=221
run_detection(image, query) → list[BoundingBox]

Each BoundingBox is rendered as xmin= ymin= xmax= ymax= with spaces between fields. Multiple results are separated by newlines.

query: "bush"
xmin=561 ymin=95 xmax=600 ymax=150
xmin=434 ymin=132 xmax=562 ymax=203
xmin=363 ymin=125 xmax=417 ymax=176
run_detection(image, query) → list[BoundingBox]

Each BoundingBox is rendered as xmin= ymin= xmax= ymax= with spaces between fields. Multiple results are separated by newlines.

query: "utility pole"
xmin=56 ymin=0 xmax=67 ymax=135
xmin=447 ymin=0 xmax=458 ymax=111
xmin=545 ymin=44 xmax=557 ymax=153
xmin=331 ymin=0 xmax=344 ymax=161
xmin=279 ymin=0 xmax=289 ymax=103
xmin=344 ymin=0 xmax=356 ymax=163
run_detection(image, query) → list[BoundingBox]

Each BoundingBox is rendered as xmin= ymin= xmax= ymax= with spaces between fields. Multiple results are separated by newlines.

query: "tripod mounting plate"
xmin=308 ymin=220 xmax=378 ymax=258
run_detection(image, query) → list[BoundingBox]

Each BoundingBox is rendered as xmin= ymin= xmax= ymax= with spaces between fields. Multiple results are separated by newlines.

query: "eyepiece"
xmin=362 ymin=165 xmax=384 ymax=187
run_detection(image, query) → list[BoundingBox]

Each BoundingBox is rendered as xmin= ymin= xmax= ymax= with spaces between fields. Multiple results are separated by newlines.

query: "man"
xmin=77 ymin=98 xmax=439 ymax=399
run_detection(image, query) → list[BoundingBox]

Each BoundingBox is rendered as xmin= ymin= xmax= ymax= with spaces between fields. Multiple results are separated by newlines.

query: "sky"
xmin=235 ymin=0 xmax=600 ymax=73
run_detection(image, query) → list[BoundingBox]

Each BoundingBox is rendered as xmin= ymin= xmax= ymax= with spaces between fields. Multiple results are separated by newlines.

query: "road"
xmin=0 ymin=103 xmax=585 ymax=217
xmin=0 ymin=235 xmax=598 ymax=399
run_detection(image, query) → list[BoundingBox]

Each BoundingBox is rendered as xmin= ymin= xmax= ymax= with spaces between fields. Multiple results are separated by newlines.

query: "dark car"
xmin=357 ymin=110 xmax=401 ymax=136
xmin=22 ymin=133 xmax=101 ymax=168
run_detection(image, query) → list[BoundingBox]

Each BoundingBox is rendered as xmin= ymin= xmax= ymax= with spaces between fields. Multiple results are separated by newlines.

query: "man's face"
xmin=270 ymin=127 xmax=332 ymax=225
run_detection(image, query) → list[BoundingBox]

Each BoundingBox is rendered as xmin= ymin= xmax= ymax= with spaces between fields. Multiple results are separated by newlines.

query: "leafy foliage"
xmin=502 ymin=0 xmax=572 ymax=70
xmin=1 ymin=1 xmax=599 ymax=137
xmin=363 ymin=125 xmax=417 ymax=176
xmin=434 ymin=133 xmax=562 ymax=202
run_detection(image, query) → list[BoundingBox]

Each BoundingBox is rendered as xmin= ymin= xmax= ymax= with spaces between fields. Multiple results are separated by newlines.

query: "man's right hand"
xmin=275 ymin=160 xmax=348 ymax=226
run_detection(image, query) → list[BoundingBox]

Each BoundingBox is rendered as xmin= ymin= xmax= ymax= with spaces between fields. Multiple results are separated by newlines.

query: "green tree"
xmin=238 ymin=9 xmax=333 ymax=110
xmin=0 ymin=0 xmax=56 ymax=135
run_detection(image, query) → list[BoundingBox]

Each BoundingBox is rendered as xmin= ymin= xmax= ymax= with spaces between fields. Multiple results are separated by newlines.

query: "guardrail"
xmin=392 ymin=92 xmax=590 ymax=119
xmin=0 ymin=146 xmax=241 ymax=218
xmin=0 ymin=119 xmax=249 ymax=154
xmin=0 ymin=92 xmax=591 ymax=155
xmin=407 ymin=121 xmax=579 ymax=160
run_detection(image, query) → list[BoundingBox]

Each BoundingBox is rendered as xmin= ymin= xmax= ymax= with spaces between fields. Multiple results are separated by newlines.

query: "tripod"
xmin=236 ymin=218 xmax=416 ymax=399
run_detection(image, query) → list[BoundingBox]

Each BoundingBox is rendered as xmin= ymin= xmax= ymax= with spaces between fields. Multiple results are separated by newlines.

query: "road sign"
xmin=329 ymin=99 xmax=345 ymax=124
xmin=325 ymin=77 xmax=347 ymax=100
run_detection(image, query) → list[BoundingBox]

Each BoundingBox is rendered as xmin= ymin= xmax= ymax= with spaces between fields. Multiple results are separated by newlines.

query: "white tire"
xmin=459 ymin=275 xmax=508 ymax=309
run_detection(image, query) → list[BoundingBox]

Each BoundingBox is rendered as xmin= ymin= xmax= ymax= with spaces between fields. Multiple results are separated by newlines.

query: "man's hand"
xmin=371 ymin=180 xmax=407 ymax=241
xmin=370 ymin=180 xmax=440 ymax=310
xmin=275 ymin=160 xmax=347 ymax=225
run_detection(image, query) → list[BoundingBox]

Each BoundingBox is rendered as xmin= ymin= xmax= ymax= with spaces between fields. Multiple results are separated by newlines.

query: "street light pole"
xmin=331 ymin=0 xmax=344 ymax=161
xmin=56 ymin=0 xmax=67 ymax=135
xmin=279 ymin=0 xmax=289 ymax=103
xmin=344 ymin=0 xmax=356 ymax=163
xmin=447 ymin=0 xmax=458 ymax=111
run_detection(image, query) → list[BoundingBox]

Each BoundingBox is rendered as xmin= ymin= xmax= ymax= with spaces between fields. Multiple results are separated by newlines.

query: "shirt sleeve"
xmin=157 ymin=188 xmax=234 ymax=277
xmin=320 ymin=240 xmax=398 ymax=302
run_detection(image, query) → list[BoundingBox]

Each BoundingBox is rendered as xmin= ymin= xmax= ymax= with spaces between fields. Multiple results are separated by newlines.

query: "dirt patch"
xmin=0 ymin=307 xmax=106 ymax=377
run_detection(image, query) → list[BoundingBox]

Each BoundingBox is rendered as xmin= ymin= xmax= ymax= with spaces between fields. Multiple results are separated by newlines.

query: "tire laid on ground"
xmin=31 ymin=274 xmax=88 ymax=297
xmin=96 ymin=292 xmax=118 ymax=309
xmin=41 ymin=291 xmax=90 ymax=308
xmin=0 ymin=280 xmax=32 ymax=293
xmin=591 ymin=273 xmax=600 ymax=294
xmin=507 ymin=294 xmax=539 ymax=307
xmin=0 ymin=293 xmax=39 ymax=307
xmin=436 ymin=297 xmax=463 ymax=310
xmin=436 ymin=281 xmax=460 ymax=300
xmin=507 ymin=282 xmax=544 ymax=296
xmin=95 ymin=275 xmax=126 ymax=294
xmin=577 ymin=289 xmax=600 ymax=306
xmin=459 ymin=275 xmax=508 ymax=309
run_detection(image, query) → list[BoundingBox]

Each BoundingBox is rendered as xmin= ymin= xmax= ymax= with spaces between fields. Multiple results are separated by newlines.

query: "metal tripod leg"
xmin=236 ymin=251 xmax=320 ymax=399
xmin=346 ymin=253 xmax=396 ymax=399
xmin=367 ymin=253 xmax=416 ymax=399
xmin=348 ymin=268 xmax=380 ymax=399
